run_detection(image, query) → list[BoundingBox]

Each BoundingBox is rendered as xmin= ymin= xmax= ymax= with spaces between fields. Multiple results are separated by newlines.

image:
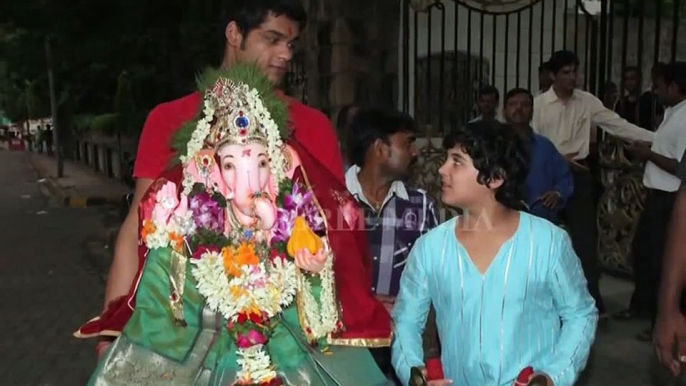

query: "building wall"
xmin=300 ymin=0 xmax=401 ymax=126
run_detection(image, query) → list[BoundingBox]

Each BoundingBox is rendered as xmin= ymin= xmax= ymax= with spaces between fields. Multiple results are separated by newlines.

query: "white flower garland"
xmin=298 ymin=251 xmax=340 ymax=341
xmin=236 ymin=345 xmax=277 ymax=384
xmin=181 ymin=100 xmax=215 ymax=195
xmin=190 ymin=251 xmax=297 ymax=322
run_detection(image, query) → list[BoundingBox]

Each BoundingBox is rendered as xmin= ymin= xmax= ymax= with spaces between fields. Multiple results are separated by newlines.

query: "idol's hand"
xmin=294 ymin=248 xmax=327 ymax=273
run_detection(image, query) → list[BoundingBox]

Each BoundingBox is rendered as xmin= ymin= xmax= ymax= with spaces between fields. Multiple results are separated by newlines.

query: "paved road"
xmin=0 ymin=151 xmax=106 ymax=386
xmin=0 ymin=149 xmax=683 ymax=385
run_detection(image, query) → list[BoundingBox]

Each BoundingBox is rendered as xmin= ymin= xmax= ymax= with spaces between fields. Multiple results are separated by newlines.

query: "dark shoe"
xmin=613 ymin=308 xmax=634 ymax=321
xmin=597 ymin=312 xmax=610 ymax=333
xmin=635 ymin=327 xmax=653 ymax=342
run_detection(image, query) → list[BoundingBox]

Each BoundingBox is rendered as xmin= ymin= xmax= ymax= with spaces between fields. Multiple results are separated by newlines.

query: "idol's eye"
xmin=223 ymin=163 xmax=234 ymax=171
xmin=259 ymin=159 xmax=268 ymax=168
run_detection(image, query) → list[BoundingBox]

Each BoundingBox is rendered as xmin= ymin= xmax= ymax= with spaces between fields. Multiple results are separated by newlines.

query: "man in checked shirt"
xmin=345 ymin=107 xmax=441 ymax=384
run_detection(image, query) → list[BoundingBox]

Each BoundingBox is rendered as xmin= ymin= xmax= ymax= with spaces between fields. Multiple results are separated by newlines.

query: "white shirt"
xmin=344 ymin=165 xmax=409 ymax=209
xmin=533 ymin=88 xmax=655 ymax=160
xmin=643 ymin=99 xmax=686 ymax=192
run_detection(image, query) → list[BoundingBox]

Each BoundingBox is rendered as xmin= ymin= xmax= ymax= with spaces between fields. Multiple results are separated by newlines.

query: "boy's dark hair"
xmin=663 ymin=61 xmax=686 ymax=94
xmin=347 ymin=107 xmax=416 ymax=167
xmin=478 ymin=85 xmax=500 ymax=101
xmin=221 ymin=0 xmax=307 ymax=46
xmin=503 ymin=88 xmax=533 ymax=105
xmin=442 ymin=120 xmax=529 ymax=210
xmin=548 ymin=50 xmax=580 ymax=74
xmin=538 ymin=61 xmax=552 ymax=74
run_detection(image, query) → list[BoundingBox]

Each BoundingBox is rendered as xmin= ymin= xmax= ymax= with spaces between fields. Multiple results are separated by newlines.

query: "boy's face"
xmin=227 ymin=14 xmax=301 ymax=84
xmin=438 ymin=145 xmax=496 ymax=208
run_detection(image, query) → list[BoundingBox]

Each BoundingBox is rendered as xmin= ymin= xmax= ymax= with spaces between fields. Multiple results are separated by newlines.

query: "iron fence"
xmin=400 ymin=0 xmax=683 ymax=135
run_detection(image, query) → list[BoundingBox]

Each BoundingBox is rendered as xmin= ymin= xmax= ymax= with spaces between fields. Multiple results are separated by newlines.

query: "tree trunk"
xmin=45 ymin=35 xmax=63 ymax=177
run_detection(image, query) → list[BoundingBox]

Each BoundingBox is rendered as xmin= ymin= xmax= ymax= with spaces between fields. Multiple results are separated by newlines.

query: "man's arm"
xmin=654 ymin=152 xmax=686 ymax=375
xmin=391 ymin=237 xmax=432 ymax=385
xmin=539 ymin=233 xmax=598 ymax=386
xmin=590 ymin=95 xmax=655 ymax=143
xmin=102 ymin=178 xmax=152 ymax=308
xmin=103 ymin=105 xmax=170 ymax=309
xmin=646 ymin=152 xmax=680 ymax=175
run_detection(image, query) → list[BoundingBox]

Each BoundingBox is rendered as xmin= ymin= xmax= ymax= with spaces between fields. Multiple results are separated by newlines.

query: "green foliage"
xmin=90 ymin=113 xmax=120 ymax=136
xmin=0 ymin=0 xmax=226 ymax=135
xmin=169 ymin=63 xmax=289 ymax=166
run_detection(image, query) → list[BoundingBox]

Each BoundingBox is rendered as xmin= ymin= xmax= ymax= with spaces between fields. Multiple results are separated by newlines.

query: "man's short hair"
xmin=663 ymin=61 xmax=686 ymax=95
xmin=538 ymin=61 xmax=552 ymax=74
xmin=336 ymin=104 xmax=359 ymax=133
xmin=548 ymin=50 xmax=580 ymax=74
xmin=478 ymin=85 xmax=500 ymax=101
xmin=220 ymin=0 xmax=307 ymax=38
xmin=442 ymin=120 xmax=529 ymax=210
xmin=503 ymin=88 xmax=534 ymax=106
xmin=347 ymin=107 xmax=416 ymax=167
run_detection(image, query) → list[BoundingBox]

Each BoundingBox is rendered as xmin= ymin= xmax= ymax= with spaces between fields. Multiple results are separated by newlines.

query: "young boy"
xmin=391 ymin=120 xmax=598 ymax=386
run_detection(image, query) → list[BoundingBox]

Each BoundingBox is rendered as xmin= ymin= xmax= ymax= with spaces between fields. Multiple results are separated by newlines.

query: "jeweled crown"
xmin=203 ymin=78 xmax=270 ymax=149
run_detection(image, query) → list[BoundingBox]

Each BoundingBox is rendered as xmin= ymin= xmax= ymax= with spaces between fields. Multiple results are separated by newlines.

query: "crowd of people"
xmin=74 ymin=0 xmax=686 ymax=385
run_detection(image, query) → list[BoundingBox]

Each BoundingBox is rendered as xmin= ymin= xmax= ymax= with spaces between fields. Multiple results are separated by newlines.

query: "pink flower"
xmin=235 ymin=330 xmax=268 ymax=348
xmin=192 ymin=245 xmax=219 ymax=260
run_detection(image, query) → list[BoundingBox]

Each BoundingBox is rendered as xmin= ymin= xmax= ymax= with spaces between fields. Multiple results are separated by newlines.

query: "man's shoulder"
xmin=404 ymin=184 xmax=437 ymax=205
xmin=289 ymin=98 xmax=330 ymax=123
xmin=533 ymin=133 xmax=560 ymax=152
xmin=141 ymin=92 xmax=201 ymax=139
xmin=572 ymin=88 xmax=596 ymax=100
xmin=150 ymin=92 xmax=201 ymax=117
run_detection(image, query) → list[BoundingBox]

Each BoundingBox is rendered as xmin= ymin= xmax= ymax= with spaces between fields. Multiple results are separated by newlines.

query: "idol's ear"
xmin=266 ymin=173 xmax=276 ymax=201
xmin=283 ymin=144 xmax=302 ymax=179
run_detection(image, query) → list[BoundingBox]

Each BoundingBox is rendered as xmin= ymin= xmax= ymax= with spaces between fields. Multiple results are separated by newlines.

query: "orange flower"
xmin=169 ymin=232 xmax=184 ymax=252
xmin=222 ymin=247 xmax=242 ymax=277
xmin=141 ymin=219 xmax=156 ymax=241
xmin=234 ymin=242 xmax=259 ymax=267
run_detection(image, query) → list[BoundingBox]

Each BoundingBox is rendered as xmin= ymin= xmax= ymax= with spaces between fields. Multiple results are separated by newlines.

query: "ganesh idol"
xmin=77 ymin=65 xmax=393 ymax=386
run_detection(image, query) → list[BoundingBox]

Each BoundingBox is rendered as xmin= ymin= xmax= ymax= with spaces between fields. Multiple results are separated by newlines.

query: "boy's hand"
xmin=514 ymin=372 xmax=553 ymax=386
xmin=412 ymin=366 xmax=453 ymax=386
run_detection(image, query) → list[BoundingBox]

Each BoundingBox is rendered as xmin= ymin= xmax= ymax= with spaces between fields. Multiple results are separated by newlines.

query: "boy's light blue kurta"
xmin=391 ymin=212 xmax=598 ymax=386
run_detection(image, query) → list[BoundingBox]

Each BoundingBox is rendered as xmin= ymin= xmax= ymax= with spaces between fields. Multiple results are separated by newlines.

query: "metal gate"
xmin=401 ymin=0 xmax=684 ymax=275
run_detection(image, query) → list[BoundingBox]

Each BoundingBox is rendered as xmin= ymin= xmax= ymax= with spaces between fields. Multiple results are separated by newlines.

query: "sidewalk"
xmin=27 ymin=151 xmax=133 ymax=208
